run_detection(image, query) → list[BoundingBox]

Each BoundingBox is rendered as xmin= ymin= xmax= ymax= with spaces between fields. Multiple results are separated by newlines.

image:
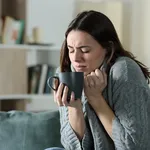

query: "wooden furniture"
xmin=0 ymin=48 xmax=27 ymax=111
xmin=0 ymin=44 xmax=59 ymax=111
xmin=0 ymin=0 xmax=64 ymax=111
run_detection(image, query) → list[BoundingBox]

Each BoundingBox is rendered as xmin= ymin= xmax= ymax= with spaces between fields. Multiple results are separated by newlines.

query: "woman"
xmin=48 ymin=10 xmax=150 ymax=150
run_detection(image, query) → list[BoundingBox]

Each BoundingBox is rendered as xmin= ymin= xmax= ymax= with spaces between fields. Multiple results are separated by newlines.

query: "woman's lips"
xmin=75 ymin=66 xmax=86 ymax=71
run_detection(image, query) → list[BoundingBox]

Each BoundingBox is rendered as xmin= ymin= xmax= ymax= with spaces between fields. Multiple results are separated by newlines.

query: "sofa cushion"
xmin=0 ymin=110 xmax=63 ymax=150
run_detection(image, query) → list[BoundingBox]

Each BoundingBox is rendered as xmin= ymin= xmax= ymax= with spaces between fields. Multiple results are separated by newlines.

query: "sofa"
xmin=0 ymin=110 xmax=63 ymax=150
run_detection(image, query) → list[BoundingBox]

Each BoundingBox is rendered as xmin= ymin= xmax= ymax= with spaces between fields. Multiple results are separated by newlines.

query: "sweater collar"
xmin=70 ymin=63 xmax=76 ymax=72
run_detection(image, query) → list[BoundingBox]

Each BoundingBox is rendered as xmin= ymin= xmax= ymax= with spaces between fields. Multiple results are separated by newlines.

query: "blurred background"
xmin=0 ymin=0 xmax=149 ymax=112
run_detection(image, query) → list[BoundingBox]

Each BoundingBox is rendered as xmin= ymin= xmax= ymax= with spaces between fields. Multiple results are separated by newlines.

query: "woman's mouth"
xmin=75 ymin=65 xmax=86 ymax=71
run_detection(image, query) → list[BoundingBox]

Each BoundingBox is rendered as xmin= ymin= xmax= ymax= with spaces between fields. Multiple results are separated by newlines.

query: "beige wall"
xmin=121 ymin=2 xmax=132 ymax=51
xmin=131 ymin=0 xmax=150 ymax=68
xmin=143 ymin=1 xmax=150 ymax=68
xmin=76 ymin=1 xmax=132 ymax=51
xmin=76 ymin=1 xmax=150 ymax=68
xmin=76 ymin=1 xmax=123 ymax=42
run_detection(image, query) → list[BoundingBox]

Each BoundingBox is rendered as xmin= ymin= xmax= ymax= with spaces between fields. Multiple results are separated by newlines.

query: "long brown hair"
xmin=60 ymin=10 xmax=150 ymax=83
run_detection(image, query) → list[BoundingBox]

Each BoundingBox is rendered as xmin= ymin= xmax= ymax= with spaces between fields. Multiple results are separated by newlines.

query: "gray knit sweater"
xmin=57 ymin=57 xmax=150 ymax=150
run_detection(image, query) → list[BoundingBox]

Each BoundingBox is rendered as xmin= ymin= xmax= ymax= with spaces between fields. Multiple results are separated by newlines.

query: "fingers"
xmin=102 ymin=69 xmax=107 ymax=86
xmin=61 ymin=86 xmax=69 ymax=106
xmin=86 ymin=75 xmax=94 ymax=87
xmin=55 ymin=83 xmax=64 ymax=106
xmin=90 ymin=71 xmax=98 ymax=86
xmin=84 ymin=71 xmax=98 ymax=88
xmin=54 ymin=79 xmax=59 ymax=102
xmin=84 ymin=76 xmax=88 ymax=88
xmin=84 ymin=69 xmax=107 ymax=88
xmin=70 ymin=91 xmax=75 ymax=103
xmin=54 ymin=83 xmax=74 ymax=106
xmin=95 ymin=69 xmax=107 ymax=85
xmin=95 ymin=69 xmax=103 ymax=80
xmin=54 ymin=78 xmax=59 ymax=90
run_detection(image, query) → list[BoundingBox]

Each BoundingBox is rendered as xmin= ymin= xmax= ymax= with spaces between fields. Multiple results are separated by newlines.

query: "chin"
xmin=84 ymin=68 xmax=98 ymax=75
xmin=84 ymin=71 xmax=90 ymax=76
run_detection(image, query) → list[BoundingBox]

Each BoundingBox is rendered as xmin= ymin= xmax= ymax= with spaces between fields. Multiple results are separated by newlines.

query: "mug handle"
xmin=47 ymin=76 xmax=59 ymax=91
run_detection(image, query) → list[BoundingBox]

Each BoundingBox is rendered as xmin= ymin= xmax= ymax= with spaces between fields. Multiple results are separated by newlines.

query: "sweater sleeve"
xmin=59 ymin=106 xmax=93 ymax=150
xmin=56 ymin=67 xmax=93 ymax=150
xmin=112 ymin=82 xmax=150 ymax=150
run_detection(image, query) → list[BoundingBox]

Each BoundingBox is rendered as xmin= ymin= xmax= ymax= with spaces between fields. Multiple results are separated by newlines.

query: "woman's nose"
xmin=74 ymin=51 xmax=82 ymax=61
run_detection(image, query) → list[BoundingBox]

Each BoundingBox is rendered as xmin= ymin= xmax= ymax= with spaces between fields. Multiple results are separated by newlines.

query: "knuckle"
xmin=96 ymin=82 xmax=99 ymax=86
xmin=102 ymin=81 xmax=105 ymax=85
xmin=100 ymin=80 xmax=104 ymax=85
xmin=56 ymin=94 xmax=61 ymax=100
xmin=91 ymin=81 xmax=94 ymax=86
xmin=62 ymin=99 xmax=67 ymax=105
xmin=64 ymin=86 xmax=68 ymax=92
xmin=87 ymin=74 xmax=91 ymax=77
xmin=91 ymin=72 xmax=95 ymax=75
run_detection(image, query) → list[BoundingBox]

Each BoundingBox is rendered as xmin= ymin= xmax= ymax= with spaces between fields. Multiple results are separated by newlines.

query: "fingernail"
xmin=71 ymin=91 xmax=75 ymax=99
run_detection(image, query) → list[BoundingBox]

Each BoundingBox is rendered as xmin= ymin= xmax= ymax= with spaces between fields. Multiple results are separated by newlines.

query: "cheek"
xmin=69 ymin=54 xmax=73 ymax=62
xmin=86 ymin=52 xmax=105 ymax=70
xmin=86 ymin=53 xmax=102 ymax=63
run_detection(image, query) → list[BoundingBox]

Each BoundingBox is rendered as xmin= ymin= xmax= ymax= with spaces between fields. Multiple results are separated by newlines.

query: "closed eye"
xmin=67 ymin=45 xmax=91 ymax=53
xmin=81 ymin=47 xmax=90 ymax=53
xmin=68 ymin=47 xmax=74 ymax=53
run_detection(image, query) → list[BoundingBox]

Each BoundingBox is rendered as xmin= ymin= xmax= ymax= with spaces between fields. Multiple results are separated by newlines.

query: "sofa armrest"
xmin=0 ymin=110 xmax=63 ymax=150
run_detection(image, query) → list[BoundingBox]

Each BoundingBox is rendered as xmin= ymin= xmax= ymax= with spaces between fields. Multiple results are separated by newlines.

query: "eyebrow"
xmin=67 ymin=45 xmax=90 ymax=49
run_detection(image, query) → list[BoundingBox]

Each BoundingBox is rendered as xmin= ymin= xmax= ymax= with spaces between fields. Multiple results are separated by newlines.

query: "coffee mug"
xmin=47 ymin=72 xmax=84 ymax=101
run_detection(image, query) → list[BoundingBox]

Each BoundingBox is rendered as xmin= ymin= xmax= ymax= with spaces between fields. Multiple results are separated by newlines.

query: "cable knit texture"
xmin=56 ymin=57 xmax=150 ymax=150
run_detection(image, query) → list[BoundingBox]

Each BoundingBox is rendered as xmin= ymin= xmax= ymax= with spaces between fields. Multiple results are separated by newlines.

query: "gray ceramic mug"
xmin=47 ymin=72 xmax=84 ymax=102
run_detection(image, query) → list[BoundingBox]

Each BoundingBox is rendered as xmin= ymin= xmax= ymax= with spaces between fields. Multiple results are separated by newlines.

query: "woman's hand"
xmin=54 ymin=79 xmax=85 ymax=140
xmin=84 ymin=69 xmax=114 ymax=138
xmin=84 ymin=68 xmax=107 ymax=106
xmin=53 ymin=79 xmax=82 ymax=108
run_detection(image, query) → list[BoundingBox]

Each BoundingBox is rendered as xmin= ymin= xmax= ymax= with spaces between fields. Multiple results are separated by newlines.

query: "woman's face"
xmin=67 ymin=30 xmax=106 ymax=75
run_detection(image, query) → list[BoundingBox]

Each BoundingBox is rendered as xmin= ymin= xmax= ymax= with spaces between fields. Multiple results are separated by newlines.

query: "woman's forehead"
xmin=67 ymin=30 xmax=95 ymax=46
